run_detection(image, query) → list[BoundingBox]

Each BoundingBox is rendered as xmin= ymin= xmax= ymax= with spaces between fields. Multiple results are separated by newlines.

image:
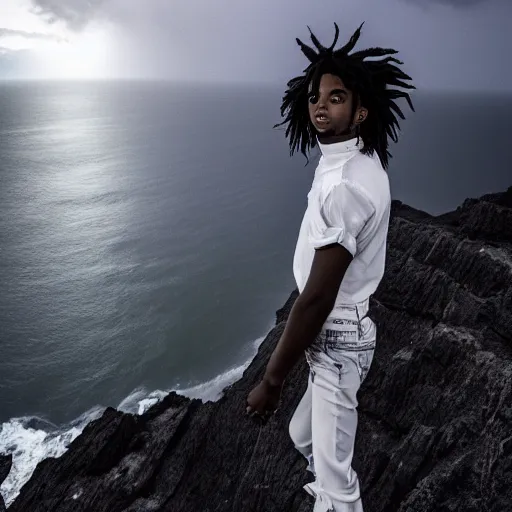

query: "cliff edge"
xmin=2 ymin=186 xmax=512 ymax=512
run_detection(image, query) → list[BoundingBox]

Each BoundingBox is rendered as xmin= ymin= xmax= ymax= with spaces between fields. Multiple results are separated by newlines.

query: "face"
xmin=308 ymin=73 xmax=367 ymax=140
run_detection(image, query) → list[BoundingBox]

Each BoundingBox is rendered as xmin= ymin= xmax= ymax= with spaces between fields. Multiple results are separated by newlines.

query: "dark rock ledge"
xmin=2 ymin=186 xmax=512 ymax=512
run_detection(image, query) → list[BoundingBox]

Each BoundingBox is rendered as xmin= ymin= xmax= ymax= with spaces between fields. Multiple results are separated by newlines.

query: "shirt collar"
xmin=313 ymin=136 xmax=363 ymax=180
xmin=317 ymin=136 xmax=363 ymax=157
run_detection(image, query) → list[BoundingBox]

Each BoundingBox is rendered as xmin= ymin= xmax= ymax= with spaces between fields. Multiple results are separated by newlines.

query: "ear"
xmin=353 ymin=107 xmax=368 ymax=126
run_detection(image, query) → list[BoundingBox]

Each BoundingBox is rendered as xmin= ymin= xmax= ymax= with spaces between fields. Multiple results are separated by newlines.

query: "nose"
xmin=316 ymin=104 xmax=328 ymax=116
xmin=315 ymin=97 xmax=327 ymax=112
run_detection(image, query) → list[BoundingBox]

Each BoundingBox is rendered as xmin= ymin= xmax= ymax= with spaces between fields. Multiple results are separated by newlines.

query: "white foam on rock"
xmin=0 ymin=333 xmax=269 ymax=507
xmin=0 ymin=407 xmax=105 ymax=507
xmin=118 ymin=334 xmax=267 ymax=415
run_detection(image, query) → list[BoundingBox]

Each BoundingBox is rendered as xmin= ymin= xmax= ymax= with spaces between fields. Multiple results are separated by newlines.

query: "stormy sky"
xmin=0 ymin=0 xmax=509 ymax=90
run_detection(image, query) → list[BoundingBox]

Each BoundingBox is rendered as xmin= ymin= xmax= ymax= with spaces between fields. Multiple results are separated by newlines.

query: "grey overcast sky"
xmin=0 ymin=0 xmax=510 ymax=90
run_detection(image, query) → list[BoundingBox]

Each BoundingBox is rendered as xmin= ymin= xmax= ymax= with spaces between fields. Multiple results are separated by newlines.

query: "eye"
xmin=331 ymin=96 xmax=343 ymax=104
xmin=308 ymin=94 xmax=318 ymax=104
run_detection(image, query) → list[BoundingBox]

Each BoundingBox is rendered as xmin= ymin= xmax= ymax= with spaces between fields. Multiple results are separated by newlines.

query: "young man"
xmin=246 ymin=22 xmax=414 ymax=512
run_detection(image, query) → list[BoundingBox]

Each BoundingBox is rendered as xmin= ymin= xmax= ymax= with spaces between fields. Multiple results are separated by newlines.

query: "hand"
xmin=246 ymin=379 xmax=282 ymax=422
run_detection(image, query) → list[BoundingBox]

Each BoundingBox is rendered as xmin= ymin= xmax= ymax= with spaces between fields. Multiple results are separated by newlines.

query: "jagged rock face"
xmin=0 ymin=455 xmax=12 ymax=512
xmin=2 ymin=187 xmax=511 ymax=512
xmin=355 ymin=190 xmax=512 ymax=512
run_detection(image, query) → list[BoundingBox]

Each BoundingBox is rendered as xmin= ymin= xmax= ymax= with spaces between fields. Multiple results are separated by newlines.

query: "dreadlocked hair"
xmin=274 ymin=22 xmax=415 ymax=169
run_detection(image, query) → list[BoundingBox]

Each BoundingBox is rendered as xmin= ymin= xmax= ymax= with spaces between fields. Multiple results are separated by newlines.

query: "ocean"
xmin=0 ymin=81 xmax=511 ymax=505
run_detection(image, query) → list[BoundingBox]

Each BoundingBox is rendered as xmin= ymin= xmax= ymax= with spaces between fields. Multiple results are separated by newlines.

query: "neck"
xmin=317 ymin=126 xmax=358 ymax=145
xmin=317 ymin=133 xmax=356 ymax=145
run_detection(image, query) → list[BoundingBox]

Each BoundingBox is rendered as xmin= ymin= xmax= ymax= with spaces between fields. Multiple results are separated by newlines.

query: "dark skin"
xmin=246 ymin=74 xmax=368 ymax=422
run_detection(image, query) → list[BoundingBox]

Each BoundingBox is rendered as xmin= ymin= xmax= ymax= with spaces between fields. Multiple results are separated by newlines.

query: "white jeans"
xmin=289 ymin=298 xmax=376 ymax=512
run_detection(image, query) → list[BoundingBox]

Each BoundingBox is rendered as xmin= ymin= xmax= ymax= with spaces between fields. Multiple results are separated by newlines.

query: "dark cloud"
xmin=0 ymin=27 xmax=65 ymax=42
xmin=29 ymin=0 xmax=106 ymax=31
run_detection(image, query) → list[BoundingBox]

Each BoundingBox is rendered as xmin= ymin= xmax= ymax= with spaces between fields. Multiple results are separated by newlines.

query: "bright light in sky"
xmin=34 ymin=27 xmax=112 ymax=79
xmin=0 ymin=0 xmax=511 ymax=88
xmin=0 ymin=0 xmax=115 ymax=80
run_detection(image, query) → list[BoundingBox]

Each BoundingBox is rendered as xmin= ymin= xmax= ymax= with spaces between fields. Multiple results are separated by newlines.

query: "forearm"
xmin=263 ymin=295 xmax=332 ymax=386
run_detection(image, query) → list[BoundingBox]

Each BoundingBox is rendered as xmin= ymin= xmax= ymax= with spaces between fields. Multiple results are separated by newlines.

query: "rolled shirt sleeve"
xmin=308 ymin=180 xmax=375 ymax=257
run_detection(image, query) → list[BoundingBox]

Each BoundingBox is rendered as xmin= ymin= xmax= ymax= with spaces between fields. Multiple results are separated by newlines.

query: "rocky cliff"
xmin=2 ymin=186 xmax=512 ymax=512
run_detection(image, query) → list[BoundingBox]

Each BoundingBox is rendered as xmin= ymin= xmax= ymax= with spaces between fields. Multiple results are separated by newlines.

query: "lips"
xmin=314 ymin=113 xmax=329 ymax=125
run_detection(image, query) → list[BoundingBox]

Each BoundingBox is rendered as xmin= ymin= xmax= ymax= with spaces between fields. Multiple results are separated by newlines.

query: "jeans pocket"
xmin=357 ymin=349 xmax=375 ymax=383
xmin=359 ymin=316 xmax=377 ymax=342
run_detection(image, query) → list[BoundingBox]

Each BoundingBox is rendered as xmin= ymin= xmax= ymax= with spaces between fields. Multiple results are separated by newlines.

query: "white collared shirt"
xmin=293 ymin=137 xmax=391 ymax=308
